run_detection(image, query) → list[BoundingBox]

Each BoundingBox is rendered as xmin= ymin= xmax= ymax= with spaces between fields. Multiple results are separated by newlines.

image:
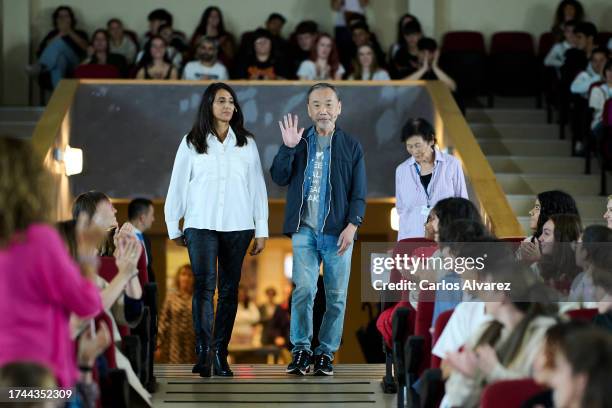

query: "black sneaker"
xmin=286 ymin=350 xmax=312 ymax=375
xmin=313 ymin=354 xmax=333 ymax=376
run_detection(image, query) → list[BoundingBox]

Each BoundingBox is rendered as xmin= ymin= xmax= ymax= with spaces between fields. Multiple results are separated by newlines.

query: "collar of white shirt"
xmin=207 ymin=126 xmax=236 ymax=146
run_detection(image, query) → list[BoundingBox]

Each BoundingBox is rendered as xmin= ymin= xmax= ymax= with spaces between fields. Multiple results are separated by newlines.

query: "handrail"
xmin=31 ymin=79 xmax=522 ymax=236
xmin=424 ymin=81 xmax=523 ymax=237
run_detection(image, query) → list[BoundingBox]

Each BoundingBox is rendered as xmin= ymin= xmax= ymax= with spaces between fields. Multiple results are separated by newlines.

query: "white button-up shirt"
xmin=164 ymin=127 xmax=269 ymax=239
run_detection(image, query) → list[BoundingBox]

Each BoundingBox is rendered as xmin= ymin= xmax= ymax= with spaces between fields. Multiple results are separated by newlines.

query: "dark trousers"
xmin=184 ymin=228 xmax=254 ymax=355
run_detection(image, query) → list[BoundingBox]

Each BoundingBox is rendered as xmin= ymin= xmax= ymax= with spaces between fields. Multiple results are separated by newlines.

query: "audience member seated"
xmin=182 ymin=37 xmax=229 ymax=81
xmin=442 ymin=266 xmax=557 ymax=407
xmin=573 ymin=21 xmax=599 ymax=59
xmin=405 ymin=37 xmax=457 ymax=92
xmin=548 ymin=326 xmax=612 ymax=407
xmin=235 ymin=29 xmax=288 ymax=80
xmin=107 ymin=18 xmax=138 ymax=65
xmin=570 ymin=225 xmax=611 ymax=306
xmin=230 ymin=286 xmax=261 ymax=348
xmin=570 ymin=47 xmax=607 ymax=97
xmin=189 ymin=6 xmax=236 ymax=69
xmin=544 ymin=19 xmax=577 ymax=69
xmin=156 ymin=264 xmax=196 ymax=364
xmin=239 ymin=14 xmax=289 ymax=67
xmin=518 ymin=190 xmax=580 ymax=263
xmin=551 ymin=0 xmax=584 ymax=42
xmin=29 ymin=5 xmax=89 ymax=88
xmin=348 ymin=44 xmax=390 ymax=80
xmin=389 ymin=20 xmax=422 ymax=79
xmin=141 ymin=8 xmax=186 ymax=50
xmin=388 ymin=13 xmax=420 ymax=61
xmin=0 ymin=137 xmax=103 ymax=389
xmin=136 ymin=35 xmax=178 ymax=79
xmin=331 ymin=0 xmax=369 ymax=70
xmin=288 ymin=20 xmax=318 ymax=75
xmin=348 ymin=20 xmax=386 ymax=70
xmin=536 ymin=214 xmax=582 ymax=296
xmin=589 ymin=60 xmax=612 ymax=143
xmin=592 ymin=242 xmax=612 ymax=332
xmin=158 ymin=23 xmax=186 ymax=69
xmin=81 ymin=29 xmax=128 ymax=78
xmin=297 ymin=33 xmax=345 ymax=80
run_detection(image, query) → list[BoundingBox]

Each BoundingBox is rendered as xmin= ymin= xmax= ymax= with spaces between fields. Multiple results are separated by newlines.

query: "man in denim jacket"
xmin=270 ymin=83 xmax=367 ymax=376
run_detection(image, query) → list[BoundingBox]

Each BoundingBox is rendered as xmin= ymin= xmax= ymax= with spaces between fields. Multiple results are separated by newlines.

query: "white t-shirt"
xmin=349 ymin=69 xmax=390 ymax=80
xmin=335 ymin=0 xmax=366 ymax=26
xmin=431 ymin=301 xmax=492 ymax=359
xmin=182 ymin=61 xmax=229 ymax=80
xmin=297 ymin=60 xmax=345 ymax=80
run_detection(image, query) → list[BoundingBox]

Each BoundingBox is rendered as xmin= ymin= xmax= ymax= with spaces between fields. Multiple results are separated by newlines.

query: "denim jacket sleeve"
xmin=270 ymin=144 xmax=297 ymax=186
xmin=348 ymin=142 xmax=367 ymax=226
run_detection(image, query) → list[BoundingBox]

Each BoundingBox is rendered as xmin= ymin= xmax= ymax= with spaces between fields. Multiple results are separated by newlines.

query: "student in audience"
xmin=537 ymin=214 xmax=582 ymax=295
xmin=442 ymin=267 xmax=557 ymax=408
xmin=142 ymin=8 xmax=186 ymax=50
xmin=288 ymin=21 xmax=318 ymax=75
xmin=81 ymin=29 xmax=128 ymax=77
xmin=605 ymin=196 xmax=612 ymax=228
xmin=405 ymin=37 xmax=457 ymax=91
xmin=519 ymin=190 xmax=580 ymax=262
xmin=544 ymin=19 xmax=577 ymax=69
xmin=265 ymin=13 xmax=289 ymax=57
xmin=548 ymin=327 xmax=612 ymax=408
xmin=259 ymin=287 xmax=290 ymax=348
xmin=574 ymin=21 xmax=598 ymax=59
xmin=331 ymin=0 xmax=369 ymax=70
xmin=127 ymin=197 xmax=155 ymax=283
xmin=592 ymin=242 xmax=612 ymax=331
xmin=570 ymin=47 xmax=607 ymax=97
xmin=29 ymin=5 xmax=89 ymax=87
xmin=156 ymin=264 xmax=196 ymax=364
xmin=158 ymin=23 xmax=185 ymax=69
xmin=588 ymin=59 xmax=612 ymax=141
xmin=551 ymin=0 xmax=584 ymax=42
xmin=297 ymin=33 xmax=345 ymax=80
xmin=348 ymin=44 xmax=390 ymax=80
xmin=389 ymin=20 xmax=422 ymax=79
xmin=165 ymin=82 xmax=268 ymax=377
xmin=190 ymin=6 xmax=236 ymax=69
xmin=136 ymin=35 xmax=178 ymax=80
xmin=348 ymin=20 xmax=386 ymax=70
xmin=183 ymin=37 xmax=229 ymax=81
xmin=107 ymin=18 xmax=138 ymax=65
xmin=0 ymin=137 xmax=103 ymax=388
xmin=235 ymin=29 xmax=287 ymax=80
xmin=230 ymin=286 xmax=261 ymax=348
xmin=570 ymin=225 xmax=612 ymax=304
xmin=389 ymin=13 xmax=420 ymax=61
xmin=395 ymin=118 xmax=467 ymax=239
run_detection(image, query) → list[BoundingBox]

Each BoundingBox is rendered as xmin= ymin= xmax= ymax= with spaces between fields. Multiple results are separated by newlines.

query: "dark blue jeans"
xmin=184 ymin=228 xmax=254 ymax=355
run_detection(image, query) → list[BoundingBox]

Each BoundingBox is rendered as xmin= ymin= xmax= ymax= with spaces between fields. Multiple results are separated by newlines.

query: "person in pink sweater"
xmin=0 ymin=137 xmax=104 ymax=388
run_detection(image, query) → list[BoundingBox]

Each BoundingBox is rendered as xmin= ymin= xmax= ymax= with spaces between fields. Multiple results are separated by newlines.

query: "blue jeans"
xmin=290 ymin=226 xmax=353 ymax=359
xmin=38 ymin=37 xmax=81 ymax=87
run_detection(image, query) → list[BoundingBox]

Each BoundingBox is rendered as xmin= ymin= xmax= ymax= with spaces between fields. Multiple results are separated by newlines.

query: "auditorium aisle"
xmin=467 ymin=98 xmax=610 ymax=234
xmin=153 ymin=364 xmax=395 ymax=407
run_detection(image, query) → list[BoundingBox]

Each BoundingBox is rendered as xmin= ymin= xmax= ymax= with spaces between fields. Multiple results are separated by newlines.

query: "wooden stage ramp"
xmin=153 ymin=364 xmax=396 ymax=407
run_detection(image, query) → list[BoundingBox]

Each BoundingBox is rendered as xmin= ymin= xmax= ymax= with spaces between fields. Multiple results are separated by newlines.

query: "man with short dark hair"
xmin=270 ymin=83 xmax=366 ymax=376
xmin=128 ymin=198 xmax=155 ymax=283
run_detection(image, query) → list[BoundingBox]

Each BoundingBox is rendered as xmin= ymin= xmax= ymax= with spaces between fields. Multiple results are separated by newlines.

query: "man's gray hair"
xmin=307 ymin=82 xmax=341 ymax=102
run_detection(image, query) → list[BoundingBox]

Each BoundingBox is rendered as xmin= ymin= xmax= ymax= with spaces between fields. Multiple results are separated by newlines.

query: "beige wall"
xmin=435 ymin=0 xmax=612 ymax=45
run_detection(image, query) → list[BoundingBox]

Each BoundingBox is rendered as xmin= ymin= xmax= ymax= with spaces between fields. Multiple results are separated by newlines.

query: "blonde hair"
xmin=0 ymin=137 xmax=52 ymax=247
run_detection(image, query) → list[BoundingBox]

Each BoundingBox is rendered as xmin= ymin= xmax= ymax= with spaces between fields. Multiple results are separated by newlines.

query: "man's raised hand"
xmin=278 ymin=114 xmax=304 ymax=148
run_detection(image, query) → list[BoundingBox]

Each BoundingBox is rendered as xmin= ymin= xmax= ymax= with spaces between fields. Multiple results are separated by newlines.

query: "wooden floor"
xmin=153 ymin=364 xmax=397 ymax=407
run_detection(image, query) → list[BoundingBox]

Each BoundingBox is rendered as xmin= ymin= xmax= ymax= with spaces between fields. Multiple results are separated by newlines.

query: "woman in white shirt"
xmin=165 ymin=82 xmax=268 ymax=378
xmin=348 ymin=44 xmax=390 ymax=80
xmin=297 ymin=33 xmax=345 ymax=80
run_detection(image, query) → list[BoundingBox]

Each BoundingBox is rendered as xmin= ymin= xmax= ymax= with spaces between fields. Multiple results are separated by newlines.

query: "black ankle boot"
xmin=192 ymin=345 xmax=212 ymax=377
xmin=212 ymin=350 xmax=233 ymax=377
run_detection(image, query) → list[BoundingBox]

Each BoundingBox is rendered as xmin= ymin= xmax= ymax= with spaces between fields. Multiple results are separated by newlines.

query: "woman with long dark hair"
xmin=551 ymin=0 xmax=584 ymax=42
xmin=297 ymin=33 xmax=345 ymax=80
xmin=165 ymin=82 xmax=268 ymax=377
xmin=135 ymin=35 xmax=178 ymax=79
xmin=189 ymin=6 xmax=236 ymax=67
xmin=81 ymin=29 xmax=128 ymax=77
